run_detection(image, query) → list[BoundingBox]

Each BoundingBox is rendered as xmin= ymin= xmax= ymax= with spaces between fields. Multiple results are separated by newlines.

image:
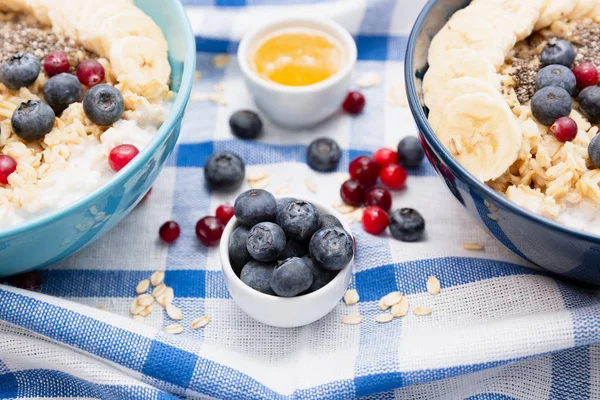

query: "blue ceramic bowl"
xmin=0 ymin=0 xmax=195 ymax=276
xmin=406 ymin=0 xmax=600 ymax=285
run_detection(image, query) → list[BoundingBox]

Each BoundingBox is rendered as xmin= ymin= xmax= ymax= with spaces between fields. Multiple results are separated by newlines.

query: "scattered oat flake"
xmin=133 ymin=315 xmax=145 ymax=322
xmin=391 ymin=297 xmax=409 ymax=317
xmin=150 ymin=271 xmax=165 ymax=286
xmin=152 ymin=283 xmax=167 ymax=298
xmin=136 ymin=279 xmax=150 ymax=294
xmin=249 ymin=177 xmax=270 ymax=189
xmin=357 ymin=72 xmax=383 ymax=88
xmin=349 ymin=208 xmax=364 ymax=223
xmin=341 ymin=314 xmax=363 ymax=325
xmin=163 ymin=324 xmax=184 ymax=334
xmin=375 ymin=314 xmax=394 ymax=323
xmin=413 ymin=306 xmax=432 ymax=316
xmin=379 ymin=298 xmax=390 ymax=311
xmin=343 ymin=289 xmax=359 ymax=305
xmin=305 ymin=177 xmax=317 ymax=193
xmin=426 ymin=276 xmax=441 ymax=295
xmin=381 ymin=292 xmax=403 ymax=307
xmin=214 ymin=82 xmax=225 ymax=92
xmin=137 ymin=294 xmax=154 ymax=307
xmin=212 ymin=54 xmax=230 ymax=68
xmin=463 ymin=243 xmax=485 ymax=251
xmin=386 ymin=82 xmax=409 ymax=107
xmin=333 ymin=203 xmax=356 ymax=214
xmin=191 ymin=92 xmax=210 ymax=102
xmin=194 ymin=70 xmax=202 ymax=80
xmin=130 ymin=302 xmax=145 ymax=316
xmin=191 ymin=316 xmax=211 ymax=329
xmin=275 ymin=184 xmax=290 ymax=194
xmin=166 ymin=304 xmax=183 ymax=321
xmin=140 ymin=304 xmax=152 ymax=317
xmin=247 ymin=171 xmax=268 ymax=182
xmin=97 ymin=306 xmax=107 ymax=311
xmin=487 ymin=213 xmax=498 ymax=221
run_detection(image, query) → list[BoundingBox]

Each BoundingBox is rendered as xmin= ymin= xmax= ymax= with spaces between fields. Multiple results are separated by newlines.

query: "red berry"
xmin=342 ymin=91 xmax=365 ymax=114
xmin=77 ymin=60 xmax=105 ymax=87
xmin=364 ymin=186 xmax=392 ymax=211
xmin=43 ymin=51 xmax=70 ymax=77
xmin=159 ymin=221 xmax=180 ymax=243
xmin=349 ymin=155 xmax=380 ymax=186
xmin=551 ymin=117 xmax=578 ymax=142
xmin=379 ymin=164 xmax=407 ymax=190
xmin=572 ymin=62 xmax=598 ymax=89
xmin=373 ymin=148 xmax=399 ymax=167
xmin=196 ymin=216 xmax=224 ymax=246
xmin=216 ymin=204 xmax=234 ymax=225
xmin=362 ymin=206 xmax=389 ymax=235
xmin=340 ymin=179 xmax=366 ymax=206
xmin=108 ymin=144 xmax=139 ymax=172
xmin=0 ymin=155 xmax=17 ymax=185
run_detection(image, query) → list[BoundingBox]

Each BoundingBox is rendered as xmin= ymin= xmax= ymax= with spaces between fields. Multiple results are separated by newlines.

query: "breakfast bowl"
xmin=406 ymin=0 xmax=600 ymax=286
xmin=0 ymin=0 xmax=195 ymax=276
xmin=219 ymin=195 xmax=355 ymax=328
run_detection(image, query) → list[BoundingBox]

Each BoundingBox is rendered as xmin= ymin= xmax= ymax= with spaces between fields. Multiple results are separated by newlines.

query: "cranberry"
xmin=159 ymin=221 xmax=180 ymax=243
xmin=108 ymin=144 xmax=139 ymax=172
xmin=349 ymin=155 xmax=381 ymax=186
xmin=43 ymin=51 xmax=70 ymax=77
xmin=0 ymin=270 xmax=42 ymax=292
xmin=0 ymin=155 xmax=17 ymax=185
xmin=373 ymin=148 xmax=399 ymax=167
xmin=216 ymin=204 xmax=234 ymax=224
xmin=342 ymin=91 xmax=365 ymax=114
xmin=196 ymin=216 xmax=224 ymax=246
xmin=551 ymin=116 xmax=578 ymax=142
xmin=77 ymin=60 xmax=105 ymax=87
xmin=340 ymin=179 xmax=366 ymax=206
xmin=572 ymin=62 xmax=598 ymax=89
xmin=364 ymin=186 xmax=392 ymax=211
xmin=362 ymin=206 xmax=389 ymax=235
xmin=379 ymin=164 xmax=407 ymax=190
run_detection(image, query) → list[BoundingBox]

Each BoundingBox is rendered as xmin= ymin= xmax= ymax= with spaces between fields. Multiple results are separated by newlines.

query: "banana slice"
xmin=428 ymin=77 xmax=503 ymax=132
xmin=110 ymin=36 xmax=171 ymax=89
xmin=423 ymin=49 xmax=500 ymax=113
xmin=77 ymin=2 xmax=134 ymax=57
xmin=436 ymin=93 xmax=522 ymax=182
xmin=534 ymin=0 xmax=576 ymax=31
xmin=98 ymin=10 xmax=168 ymax=58
xmin=588 ymin=2 xmax=600 ymax=18
xmin=569 ymin=0 xmax=596 ymax=20
xmin=470 ymin=0 xmax=543 ymax=42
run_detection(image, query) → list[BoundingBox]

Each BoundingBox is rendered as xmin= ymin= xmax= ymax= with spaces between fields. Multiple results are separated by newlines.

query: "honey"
xmin=251 ymin=28 xmax=344 ymax=87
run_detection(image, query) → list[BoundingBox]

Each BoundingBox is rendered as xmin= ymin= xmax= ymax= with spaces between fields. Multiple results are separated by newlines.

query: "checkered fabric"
xmin=1 ymin=0 xmax=600 ymax=399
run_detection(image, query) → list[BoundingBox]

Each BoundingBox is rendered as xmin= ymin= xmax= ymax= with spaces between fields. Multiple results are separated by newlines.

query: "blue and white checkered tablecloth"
xmin=2 ymin=1 xmax=600 ymax=399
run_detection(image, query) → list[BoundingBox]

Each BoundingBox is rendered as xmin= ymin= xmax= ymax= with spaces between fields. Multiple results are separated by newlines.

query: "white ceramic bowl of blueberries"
xmin=220 ymin=189 xmax=355 ymax=328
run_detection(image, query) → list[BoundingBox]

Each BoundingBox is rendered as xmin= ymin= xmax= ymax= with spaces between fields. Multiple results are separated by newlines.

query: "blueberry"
xmin=83 ymin=84 xmax=124 ymax=126
xmin=234 ymin=189 xmax=276 ymax=226
xmin=228 ymin=226 xmax=252 ymax=276
xmin=320 ymin=214 xmax=342 ymax=229
xmin=277 ymin=200 xmax=321 ymax=242
xmin=578 ymin=86 xmax=600 ymax=124
xmin=541 ymin=39 xmax=576 ymax=68
xmin=43 ymin=73 xmax=84 ymax=115
xmin=279 ymin=240 xmax=307 ymax=260
xmin=588 ymin=134 xmax=600 ymax=168
xmin=11 ymin=100 xmax=55 ymax=141
xmin=276 ymin=197 xmax=296 ymax=220
xmin=398 ymin=136 xmax=425 ymax=169
xmin=246 ymin=222 xmax=286 ymax=262
xmin=303 ymin=255 xmax=337 ymax=293
xmin=306 ymin=137 xmax=341 ymax=171
xmin=240 ymin=260 xmax=276 ymax=295
xmin=270 ymin=257 xmax=313 ymax=297
xmin=531 ymin=86 xmax=572 ymax=126
xmin=536 ymin=64 xmax=576 ymax=95
xmin=229 ymin=110 xmax=262 ymax=140
xmin=389 ymin=208 xmax=425 ymax=242
xmin=204 ymin=152 xmax=245 ymax=191
xmin=0 ymin=53 xmax=40 ymax=89
xmin=309 ymin=227 xmax=354 ymax=271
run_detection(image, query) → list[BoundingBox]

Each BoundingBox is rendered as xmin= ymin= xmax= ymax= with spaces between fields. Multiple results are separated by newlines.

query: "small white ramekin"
xmin=219 ymin=195 xmax=354 ymax=328
xmin=237 ymin=17 xmax=357 ymax=129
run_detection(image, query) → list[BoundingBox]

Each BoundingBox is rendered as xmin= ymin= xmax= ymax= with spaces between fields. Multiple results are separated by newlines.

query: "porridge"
xmin=423 ymin=0 xmax=600 ymax=235
xmin=0 ymin=0 xmax=171 ymax=229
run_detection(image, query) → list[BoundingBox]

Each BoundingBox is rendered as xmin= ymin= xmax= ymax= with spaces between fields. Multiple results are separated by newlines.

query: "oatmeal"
xmin=0 ymin=0 xmax=171 ymax=229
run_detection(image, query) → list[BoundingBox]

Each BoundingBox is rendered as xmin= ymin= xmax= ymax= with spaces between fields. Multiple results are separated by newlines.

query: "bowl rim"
xmin=0 ymin=0 xmax=196 ymax=239
xmin=404 ymin=0 xmax=600 ymax=245
xmin=237 ymin=16 xmax=358 ymax=94
xmin=219 ymin=194 xmax=355 ymax=304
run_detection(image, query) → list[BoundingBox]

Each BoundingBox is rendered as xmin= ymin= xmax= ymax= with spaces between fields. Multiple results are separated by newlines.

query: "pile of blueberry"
xmin=229 ymin=189 xmax=354 ymax=297
xmin=530 ymin=39 xmax=600 ymax=166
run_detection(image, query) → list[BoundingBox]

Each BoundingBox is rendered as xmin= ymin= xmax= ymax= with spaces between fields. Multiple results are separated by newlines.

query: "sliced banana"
xmin=428 ymin=77 xmax=503 ymax=132
xmin=110 ymin=36 xmax=171 ymax=88
xmin=77 ymin=2 xmax=135 ymax=57
xmin=470 ymin=0 xmax=543 ymax=42
xmin=569 ymin=0 xmax=596 ymax=20
xmin=436 ymin=93 xmax=522 ymax=182
xmin=99 ymin=10 xmax=168 ymax=58
xmin=534 ymin=0 xmax=576 ymax=31
xmin=423 ymin=48 xmax=500 ymax=113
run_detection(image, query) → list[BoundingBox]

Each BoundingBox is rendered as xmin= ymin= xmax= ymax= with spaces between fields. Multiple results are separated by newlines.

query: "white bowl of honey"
xmin=238 ymin=17 xmax=357 ymax=129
